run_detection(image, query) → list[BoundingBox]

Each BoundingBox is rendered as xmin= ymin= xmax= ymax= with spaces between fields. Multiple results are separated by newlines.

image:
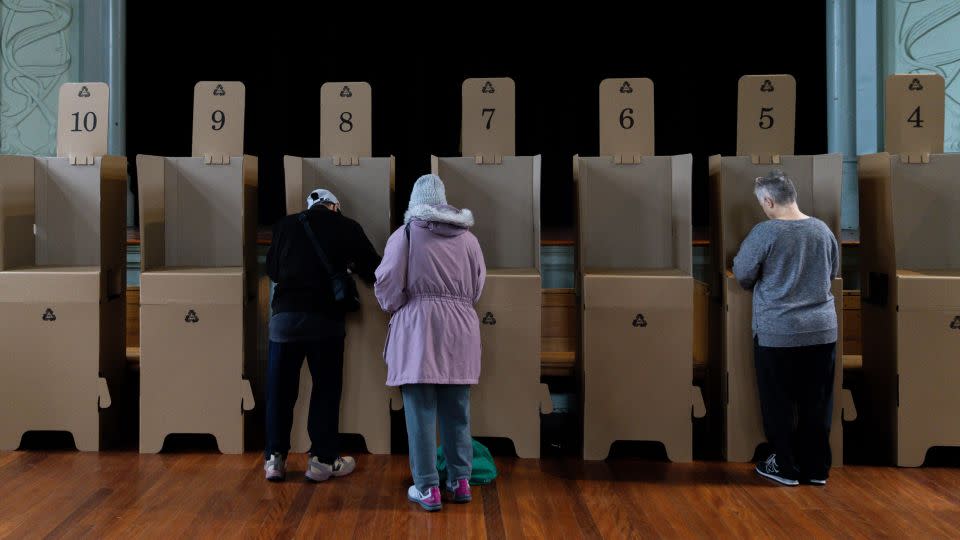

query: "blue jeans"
xmin=265 ymin=337 xmax=344 ymax=463
xmin=402 ymin=384 xmax=472 ymax=492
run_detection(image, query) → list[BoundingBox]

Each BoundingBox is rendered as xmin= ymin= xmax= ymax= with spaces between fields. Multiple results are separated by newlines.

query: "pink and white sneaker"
xmin=446 ymin=479 xmax=472 ymax=503
xmin=408 ymin=485 xmax=442 ymax=512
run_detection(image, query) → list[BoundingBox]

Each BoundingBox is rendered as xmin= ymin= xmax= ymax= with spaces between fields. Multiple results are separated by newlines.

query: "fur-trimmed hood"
xmin=404 ymin=204 xmax=475 ymax=229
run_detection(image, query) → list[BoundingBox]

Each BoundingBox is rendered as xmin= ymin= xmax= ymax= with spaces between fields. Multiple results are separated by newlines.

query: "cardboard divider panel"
xmin=137 ymin=154 xmax=257 ymax=454
xmin=283 ymin=155 xmax=395 ymax=454
xmin=712 ymin=153 xmax=844 ymax=464
xmin=0 ymin=154 xmax=126 ymax=451
xmin=858 ymin=149 xmax=960 ymax=466
xmin=431 ymin=155 xmax=546 ymax=457
xmin=576 ymin=152 xmax=695 ymax=461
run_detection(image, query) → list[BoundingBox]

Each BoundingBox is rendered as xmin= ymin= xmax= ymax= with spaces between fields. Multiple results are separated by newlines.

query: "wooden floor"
xmin=2 ymin=452 xmax=960 ymax=539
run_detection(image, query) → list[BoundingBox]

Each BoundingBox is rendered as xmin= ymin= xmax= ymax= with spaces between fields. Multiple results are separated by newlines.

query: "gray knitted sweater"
xmin=733 ymin=218 xmax=840 ymax=347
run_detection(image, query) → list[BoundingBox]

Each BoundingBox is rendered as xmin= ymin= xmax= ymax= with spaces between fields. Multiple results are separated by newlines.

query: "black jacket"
xmin=266 ymin=206 xmax=381 ymax=316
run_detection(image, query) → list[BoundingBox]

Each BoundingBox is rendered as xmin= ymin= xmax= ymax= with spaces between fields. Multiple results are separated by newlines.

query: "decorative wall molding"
xmin=893 ymin=0 xmax=960 ymax=152
xmin=0 ymin=0 xmax=73 ymax=156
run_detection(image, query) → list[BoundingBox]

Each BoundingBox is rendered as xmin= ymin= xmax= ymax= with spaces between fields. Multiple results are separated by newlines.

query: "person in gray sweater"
xmin=733 ymin=169 xmax=840 ymax=487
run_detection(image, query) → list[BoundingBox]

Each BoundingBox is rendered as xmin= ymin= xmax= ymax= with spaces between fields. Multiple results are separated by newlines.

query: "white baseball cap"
xmin=306 ymin=188 xmax=340 ymax=210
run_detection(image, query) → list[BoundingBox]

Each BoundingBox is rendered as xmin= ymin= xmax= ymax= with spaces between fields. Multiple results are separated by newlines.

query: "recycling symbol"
xmin=760 ymin=79 xmax=775 ymax=92
xmin=184 ymin=309 xmax=200 ymax=323
xmin=340 ymin=85 xmax=353 ymax=98
xmin=42 ymin=308 xmax=57 ymax=322
xmin=78 ymin=86 xmax=91 ymax=98
xmin=481 ymin=81 xmax=496 ymax=94
xmin=213 ymin=84 xmax=226 ymax=96
xmin=632 ymin=314 xmax=648 ymax=328
xmin=909 ymin=78 xmax=924 ymax=91
xmin=482 ymin=312 xmax=497 ymax=325
xmin=950 ymin=316 xmax=960 ymax=330
xmin=620 ymin=81 xmax=633 ymax=94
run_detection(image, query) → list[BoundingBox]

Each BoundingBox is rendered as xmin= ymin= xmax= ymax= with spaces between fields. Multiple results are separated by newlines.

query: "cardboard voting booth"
xmin=710 ymin=75 xmax=851 ymax=464
xmin=0 ymin=83 xmax=126 ymax=451
xmin=283 ymin=82 xmax=398 ymax=455
xmin=137 ymin=82 xmax=257 ymax=454
xmin=576 ymin=78 xmax=701 ymax=461
xmin=431 ymin=78 xmax=551 ymax=458
xmin=859 ymin=74 xmax=960 ymax=467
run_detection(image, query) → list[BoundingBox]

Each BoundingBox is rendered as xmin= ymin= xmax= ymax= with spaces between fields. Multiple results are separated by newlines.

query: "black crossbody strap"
xmin=298 ymin=212 xmax=336 ymax=275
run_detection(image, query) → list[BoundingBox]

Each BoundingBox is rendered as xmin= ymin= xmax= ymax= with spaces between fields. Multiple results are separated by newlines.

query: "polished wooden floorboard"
xmin=2 ymin=451 xmax=960 ymax=539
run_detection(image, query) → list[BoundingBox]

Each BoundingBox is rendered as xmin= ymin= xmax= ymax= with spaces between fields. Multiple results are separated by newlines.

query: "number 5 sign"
xmin=192 ymin=81 xmax=245 ymax=162
xmin=462 ymin=77 xmax=515 ymax=161
xmin=57 ymin=82 xmax=109 ymax=163
xmin=600 ymin=78 xmax=654 ymax=160
xmin=736 ymin=74 xmax=796 ymax=161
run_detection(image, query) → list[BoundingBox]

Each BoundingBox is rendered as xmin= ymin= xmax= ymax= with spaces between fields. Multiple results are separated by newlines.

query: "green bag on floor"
xmin=438 ymin=439 xmax=497 ymax=485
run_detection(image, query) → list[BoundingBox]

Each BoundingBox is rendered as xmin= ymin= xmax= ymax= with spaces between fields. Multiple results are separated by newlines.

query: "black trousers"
xmin=754 ymin=337 xmax=836 ymax=479
xmin=265 ymin=336 xmax=345 ymax=463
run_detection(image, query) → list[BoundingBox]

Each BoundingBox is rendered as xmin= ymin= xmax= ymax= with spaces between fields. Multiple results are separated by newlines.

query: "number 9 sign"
xmin=192 ymin=81 xmax=245 ymax=159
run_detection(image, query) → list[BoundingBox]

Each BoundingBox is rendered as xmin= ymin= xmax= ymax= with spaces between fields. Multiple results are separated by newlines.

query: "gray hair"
xmin=754 ymin=169 xmax=797 ymax=205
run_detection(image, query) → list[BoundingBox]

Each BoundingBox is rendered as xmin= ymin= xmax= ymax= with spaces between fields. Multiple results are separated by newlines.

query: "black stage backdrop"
xmin=127 ymin=4 xmax=827 ymax=231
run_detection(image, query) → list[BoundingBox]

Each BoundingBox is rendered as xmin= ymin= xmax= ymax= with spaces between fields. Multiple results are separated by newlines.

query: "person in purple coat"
xmin=375 ymin=174 xmax=486 ymax=512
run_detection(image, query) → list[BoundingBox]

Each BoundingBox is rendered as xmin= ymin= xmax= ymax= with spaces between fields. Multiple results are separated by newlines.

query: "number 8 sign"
xmin=57 ymin=82 xmax=109 ymax=161
xmin=321 ymin=82 xmax=372 ymax=160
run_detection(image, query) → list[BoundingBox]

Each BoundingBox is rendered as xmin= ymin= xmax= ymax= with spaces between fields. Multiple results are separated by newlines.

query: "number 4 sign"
xmin=57 ymin=82 xmax=109 ymax=164
xmin=885 ymin=73 xmax=945 ymax=160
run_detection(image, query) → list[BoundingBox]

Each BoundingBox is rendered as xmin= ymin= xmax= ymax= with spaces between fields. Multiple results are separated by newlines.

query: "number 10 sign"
xmin=57 ymin=82 xmax=109 ymax=162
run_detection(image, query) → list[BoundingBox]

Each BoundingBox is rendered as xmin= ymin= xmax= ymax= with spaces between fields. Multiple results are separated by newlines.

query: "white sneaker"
xmin=264 ymin=453 xmax=286 ymax=482
xmin=305 ymin=456 xmax=356 ymax=482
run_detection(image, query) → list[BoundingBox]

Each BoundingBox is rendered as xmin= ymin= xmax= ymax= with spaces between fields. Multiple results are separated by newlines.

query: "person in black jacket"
xmin=263 ymin=188 xmax=381 ymax=482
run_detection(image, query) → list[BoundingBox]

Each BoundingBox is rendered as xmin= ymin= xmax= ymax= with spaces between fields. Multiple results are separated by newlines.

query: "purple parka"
xmin=374 ymin=205 xmax=486 ymax=386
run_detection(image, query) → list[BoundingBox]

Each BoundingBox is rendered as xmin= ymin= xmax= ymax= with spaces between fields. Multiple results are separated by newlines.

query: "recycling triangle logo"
xmin=950 ymin=316 xmax=960 ymax=330
xmin=909 ymin=78 xmax=924 ymax=91
xmin=340 ymin=85 xmax=353 ymax=98
xmin=760 ymin=79 xmax=775 ymax=92
xmin=482 ymin=312 xmax=497 ymax=325
xmin=213 ymin=84 xmax=226 ymax=96
xmin=184 ymin=309 xmax=200 ymax=323
xmin=632 ymin=313 xmax=648 ymax=328
xmin=620 ymin=81 xmax=634 ymax=94
xmin=42 ymin=308 xmax=57 ymax=322
xmin=78 ymin=86 xmax=91 ymax=98
xmin=481 ymin=81 xmax=496 ymax=94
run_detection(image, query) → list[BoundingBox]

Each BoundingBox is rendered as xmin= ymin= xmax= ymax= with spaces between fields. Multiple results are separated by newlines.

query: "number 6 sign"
xmin=600 ymin=78 xmax=654 ymax=159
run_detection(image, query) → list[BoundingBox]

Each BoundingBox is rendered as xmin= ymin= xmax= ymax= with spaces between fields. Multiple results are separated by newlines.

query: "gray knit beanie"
xmin=408 ymin=174 xmax=447 ymax=209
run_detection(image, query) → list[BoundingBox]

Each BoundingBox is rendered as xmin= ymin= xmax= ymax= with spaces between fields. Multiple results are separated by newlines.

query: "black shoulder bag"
xmin=298 ymin=212 xmax=360 ymax=312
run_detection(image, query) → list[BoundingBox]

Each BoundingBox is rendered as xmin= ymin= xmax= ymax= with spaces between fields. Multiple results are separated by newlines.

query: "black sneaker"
xmin=755 ymin=454 xmax=799 ymax=486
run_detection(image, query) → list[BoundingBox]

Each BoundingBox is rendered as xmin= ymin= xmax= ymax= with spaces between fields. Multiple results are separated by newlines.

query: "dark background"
xmin=126 ymin=4 xmax=827 ymax=231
